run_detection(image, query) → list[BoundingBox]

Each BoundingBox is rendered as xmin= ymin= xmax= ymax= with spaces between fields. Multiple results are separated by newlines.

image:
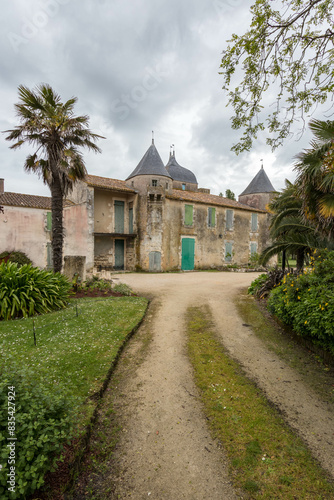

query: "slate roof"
xmin=85 ymin=174 xmax=136 ymax=193
xmin=239 ymin=167 xmax=276 ymax=196
xmin=167 ymin=189 xmax=265 ymax=212
xmin=0 ymin=192 xmax=52 ymax=209
xmin=166 ymin=153 xmax=198 ymax=184
xmin=126 ymin=141 xmax=172 ymax=180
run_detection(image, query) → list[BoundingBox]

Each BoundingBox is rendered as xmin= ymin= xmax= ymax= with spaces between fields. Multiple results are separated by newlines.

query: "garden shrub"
xmin=267 ymin=250 xmax=334 ymax=355
xmin=113 ymin=282 xmax=133 ymax=296
xmin=248 ymin=268 xmax=286 ymax=298
xmin=0 ymin=251 xmax=32 ymax=267
xmin=0 ymin=359 xmax=79 ymax=499
xmin=0 ymin=262 xmax=71 ymax=320
xmin=248 ymin=273 xmax=268 ymax=296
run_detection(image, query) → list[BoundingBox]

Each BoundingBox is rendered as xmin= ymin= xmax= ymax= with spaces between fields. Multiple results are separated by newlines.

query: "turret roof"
xmin=166 ymin=153 xmax=197 ymax=184
xmin=126 ymin=140 xmax=172 ymax=180
xmin=239 ymin=167 xmax=276 ymax=196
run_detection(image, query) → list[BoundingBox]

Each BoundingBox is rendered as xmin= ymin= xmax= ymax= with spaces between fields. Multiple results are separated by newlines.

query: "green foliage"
xmin=0 ymin=262 xmax=71 ymax=320
xmin=225 ymin=189 xmax=236 ymax=200
xmin=113 ymin=283 xmax=133 ymax=296
xmin=248 ymin=269 xmax=285 ymax=299
xmin=267 ymin=251 xmax=334 ymax=354
xmin=78 ymin=276 xmax=113 ymax=293
xmin=0 ymin=359 xmax=79 ymax=499
xmin=220 ymin=0 xmax=334 ymax=153
xmin=0 ymin=251 xmax=32 ymax=266
xmin=248 ymin=273 xmax=268 ymax=296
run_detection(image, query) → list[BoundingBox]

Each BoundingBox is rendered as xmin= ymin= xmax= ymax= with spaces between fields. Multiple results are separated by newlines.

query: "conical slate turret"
xmin=126 ymin=140 xmax=172 ymax=180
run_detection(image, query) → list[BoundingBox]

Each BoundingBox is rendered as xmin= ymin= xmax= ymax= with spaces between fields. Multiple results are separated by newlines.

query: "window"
xmin=166 ymin=182 xmax=169 ymax=189
xmin=251 ymin=213 xmax=258 ymax=232
xmin=208 ymin=207 xmax=215 ymax=228
xmin=225 ymin=241 xmax=233 ymax=262
xmin=185 ymin=204 xmax=193 ymax=226
xmin=152 ymin=179 xmax=157 ymax=187
xmin=156 ymin=194 xmax=162 ymax=202
xmin=182 ymin=183 xmax=186 ymax=190
xmin=226 ymin=209 xmax=233 ymax=230
xmin=149 ymin=194 xmax=155 ymax=202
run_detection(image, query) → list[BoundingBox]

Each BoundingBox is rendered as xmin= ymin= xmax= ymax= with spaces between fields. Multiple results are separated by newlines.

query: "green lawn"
xmin=0 ymin=296 xmax=148 ymax=424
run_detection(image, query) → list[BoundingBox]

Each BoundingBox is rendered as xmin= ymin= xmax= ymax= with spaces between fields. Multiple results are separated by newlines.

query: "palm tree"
xmin=4 ymin=84 xmax=104 ymax=272
xmin=260 ymin=180 xmax=330 ymax=272
xmin=294 ymin=119 xmax=334 ymax=239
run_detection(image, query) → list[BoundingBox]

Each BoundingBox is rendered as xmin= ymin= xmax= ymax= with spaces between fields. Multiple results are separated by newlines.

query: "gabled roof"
xmin=85 ymin=174 xmax=136 ymax=193
xmin=239 ymin=167 xmax=276 ymax=196
xmin=167 ymin=189 xmax=265 ymax=212
xmin=166 ymin=153 xmax=198 ymax=184
xmin=0 ymin=192 xmax=74 ymax=209
xmin=0 ymin=192 xmax=52 ymax=209
xmin=126 ymin=140 xmax=172 ymax=180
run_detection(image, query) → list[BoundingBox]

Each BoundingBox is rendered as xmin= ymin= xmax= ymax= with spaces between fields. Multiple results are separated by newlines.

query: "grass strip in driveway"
xmin=186 ymin=305 xmax=334 ymax=499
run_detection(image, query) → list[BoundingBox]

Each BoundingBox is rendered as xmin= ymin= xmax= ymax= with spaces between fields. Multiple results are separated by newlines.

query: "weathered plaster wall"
xmin=0 ymin=205 xmax=50 ymax=268
xmin=63 ymin=203 xmax=94 ymax=271
xmin=159 ymin=200 xmax=269 ymax=270
xmin=238 ymin=192 xmax=275 ymax=211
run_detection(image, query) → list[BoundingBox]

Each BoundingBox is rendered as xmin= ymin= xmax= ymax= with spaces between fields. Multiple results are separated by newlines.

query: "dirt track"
xmin=79 ymin=272 xmax=334 ymax=498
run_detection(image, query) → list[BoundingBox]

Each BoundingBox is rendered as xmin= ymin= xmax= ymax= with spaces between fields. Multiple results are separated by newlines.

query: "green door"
xmin=181 ymin=238 xmax=195 ymax=270
xmin=115 ymin=239 xmax=124 ymax=270
xmin=114 ymin=201 xmax=125 ymax=233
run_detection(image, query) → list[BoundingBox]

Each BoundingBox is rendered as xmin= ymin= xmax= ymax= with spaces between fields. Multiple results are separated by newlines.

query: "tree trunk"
xmin=282 ymin=250 xmax=286 ymax=272
xmin=296 ymin=248 xmax=304 ymax=273
xmin=51 ymin=176 xmax=64 ymax=273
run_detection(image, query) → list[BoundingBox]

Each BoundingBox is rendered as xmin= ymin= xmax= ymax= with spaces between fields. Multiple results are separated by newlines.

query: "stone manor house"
xmin=0 ymin=140 xmax=276 ymax=274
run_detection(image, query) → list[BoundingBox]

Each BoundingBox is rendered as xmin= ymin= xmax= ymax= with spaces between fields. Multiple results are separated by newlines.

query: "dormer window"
xmin=152 ymin=179 xmax=157 ymax=187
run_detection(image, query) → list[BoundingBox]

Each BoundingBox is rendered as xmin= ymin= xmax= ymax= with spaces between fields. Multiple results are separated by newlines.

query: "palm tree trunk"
xmin=51 ymin=176 xmax=64 ymax=273
xmin=296 ymin=248 xmax=304 ymax=273
xmin=282 ymin=250 xmax=286 ymax=272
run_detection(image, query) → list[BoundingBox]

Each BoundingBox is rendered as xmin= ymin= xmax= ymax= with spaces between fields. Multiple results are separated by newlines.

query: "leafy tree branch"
xmin=220 ymin=0 xmax=334 ymax=153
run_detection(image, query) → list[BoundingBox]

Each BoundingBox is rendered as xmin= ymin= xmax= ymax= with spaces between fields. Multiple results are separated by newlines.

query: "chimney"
xmin=0 ymin=179 xmax=4 ymax=195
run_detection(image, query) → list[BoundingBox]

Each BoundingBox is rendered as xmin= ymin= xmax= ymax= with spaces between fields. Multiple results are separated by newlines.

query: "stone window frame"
xmin=152 ymin=179 xmax=158 ymax=187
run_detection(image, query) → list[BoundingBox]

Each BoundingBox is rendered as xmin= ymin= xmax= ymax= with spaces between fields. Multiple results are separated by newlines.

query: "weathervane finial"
xmin=152 ymin=130 xmax=154 ymax=145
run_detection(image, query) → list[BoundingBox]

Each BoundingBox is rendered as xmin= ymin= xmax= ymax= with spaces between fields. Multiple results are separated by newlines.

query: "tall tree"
xmin=225 ymin=189 xmax=236 ymax=200
xmin=220 ymin=0 xmax=334 ymax=153
xmin=5 ymin=84 xmax=104 ymax=272
xmin=294 ymin=119 xmax=334 ymax=238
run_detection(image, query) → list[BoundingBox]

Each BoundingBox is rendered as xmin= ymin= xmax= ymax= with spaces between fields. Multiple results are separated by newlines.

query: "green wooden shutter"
xmin=114 ymin=201 xmax=125 ymax=233
xmin=185 ymin=205 xmax=193 ymax=226
xmin=225 ymin=241 xmax=233 ymax=262
xmin=208 ymin=207 xmax=215 ymax=227
xmin=226 ymin=209 xmax=233 ymax=230
xmin=129 ymin=207 xmax=133 ymax=234
xmin=46 ymin=212 xmax=52 ymax=231
xmin=251 ymin=213 xmax=258 ymax=232
xmin=250 ymin=242 xmax=258 ymax=256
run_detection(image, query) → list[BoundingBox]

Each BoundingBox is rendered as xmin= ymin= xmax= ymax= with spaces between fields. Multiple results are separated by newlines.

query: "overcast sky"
xmin=0 ymin=0 xmax=320 ymax=199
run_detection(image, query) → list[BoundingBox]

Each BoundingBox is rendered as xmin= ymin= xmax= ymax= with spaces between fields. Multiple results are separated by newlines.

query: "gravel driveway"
xmin=93 ymin=272 xmax=334 ymax=498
